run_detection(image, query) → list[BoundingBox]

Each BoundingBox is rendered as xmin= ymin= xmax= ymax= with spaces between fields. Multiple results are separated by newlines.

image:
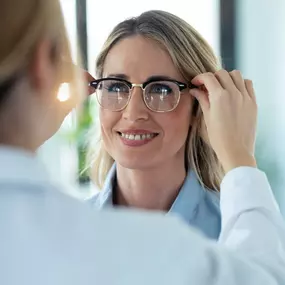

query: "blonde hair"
xmin=0 ymin=0 xmax=83 ymax=110
xmin=91 ymin=10 xmax=224 ymax=191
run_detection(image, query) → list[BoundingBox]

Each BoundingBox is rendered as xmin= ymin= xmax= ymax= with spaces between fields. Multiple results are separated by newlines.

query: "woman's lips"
xmin=118 ymin=131 xmax=159 ymax=147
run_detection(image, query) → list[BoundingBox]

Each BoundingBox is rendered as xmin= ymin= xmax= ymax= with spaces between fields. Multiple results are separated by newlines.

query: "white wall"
xmin=236 ymin=0 xmax=285 ymax=214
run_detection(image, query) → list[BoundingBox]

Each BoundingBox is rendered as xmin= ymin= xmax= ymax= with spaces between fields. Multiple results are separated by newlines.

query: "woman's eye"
xmin=106 ymin=83 xmax=129 ymax=93
xmin=149 ymin=84 xmax=173 ymax=95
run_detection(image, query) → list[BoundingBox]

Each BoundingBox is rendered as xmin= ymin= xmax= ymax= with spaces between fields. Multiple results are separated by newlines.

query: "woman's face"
xmin=99 ymin=35 xmax=195 ymax=169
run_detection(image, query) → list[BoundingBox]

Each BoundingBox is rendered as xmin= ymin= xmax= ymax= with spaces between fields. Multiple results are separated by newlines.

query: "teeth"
xmin=120 ymin=133 xmax=157 ymax=140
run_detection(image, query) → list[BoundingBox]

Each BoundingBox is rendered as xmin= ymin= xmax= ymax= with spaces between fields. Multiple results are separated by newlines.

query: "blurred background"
xmin=38 ymin=0 xmax=285 ymax=215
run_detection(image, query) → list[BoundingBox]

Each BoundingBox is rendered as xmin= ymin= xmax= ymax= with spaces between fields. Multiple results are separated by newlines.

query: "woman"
xmin=88 ymin=10 xmax=255 ymax=239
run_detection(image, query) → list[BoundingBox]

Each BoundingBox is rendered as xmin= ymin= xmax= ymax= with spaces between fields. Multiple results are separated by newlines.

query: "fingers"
xmin=88 ymin=86 xmax=95 ymax=95
xmin=83 ymin=69 xmax=96 ymax=82
xmin=189 ymin=88 xmax=210 ymax=114
xmin=78 ymin=69 xmax=96 ymax=96
xmin=245 ymin=79 xmax=256 ymax=102
xmin=80 ymin=69 xmax=96 ymax=96
xmin=229 ymin=70 xmax=247 ymax=95
xmin=191 ymin=72 xmax=223 ymax=93
xmin=215 ymin=69 xmax=237 ymax=92
xmin=191 ymin=69 xmax=253 ymax=99
xmin=63 ymin=61 xmax=96 ymax=86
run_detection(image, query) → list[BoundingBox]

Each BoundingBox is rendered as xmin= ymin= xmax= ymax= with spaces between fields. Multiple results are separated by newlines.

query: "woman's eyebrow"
xmin=105 ymin=74 xmax=178 ymax=82
xmin=146 ymin=75 xmax=176 ymax=81
xmin=106 ymin=73 xmax=129 ymax=80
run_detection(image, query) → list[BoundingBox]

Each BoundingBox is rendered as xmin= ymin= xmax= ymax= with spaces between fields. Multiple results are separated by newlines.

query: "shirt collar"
xmin=98 ymin=164 xmax=204 ymax=223
xmin=97 ymin=163 xmax=116 ymax=207
xmin=0 ymin=145 xmax=51 ymax=186
xmin=167 ymin=170 xmax=204 ymax=223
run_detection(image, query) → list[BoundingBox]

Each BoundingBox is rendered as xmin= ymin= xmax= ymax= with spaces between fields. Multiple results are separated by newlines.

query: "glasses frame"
xmin=89 ymin=77 xmax=195 ymax=113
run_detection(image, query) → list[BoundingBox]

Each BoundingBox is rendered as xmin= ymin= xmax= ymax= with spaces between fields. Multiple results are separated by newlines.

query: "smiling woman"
xmin=88 ymin=10 xmax=223 ymax=239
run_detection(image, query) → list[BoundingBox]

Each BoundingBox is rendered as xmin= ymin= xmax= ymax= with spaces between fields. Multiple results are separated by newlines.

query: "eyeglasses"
xmin=89 ymin=77 xmax=194 ymax=112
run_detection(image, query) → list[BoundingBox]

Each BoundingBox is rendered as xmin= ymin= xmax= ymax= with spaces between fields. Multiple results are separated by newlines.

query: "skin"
xmin=100 ymin=35 xmax=197 ymax=211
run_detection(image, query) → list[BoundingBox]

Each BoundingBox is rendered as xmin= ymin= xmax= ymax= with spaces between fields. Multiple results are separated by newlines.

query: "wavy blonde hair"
xmin=0 ymin=0 xmax=83 ymax=111
xmin=91 ymin=10 xmax=224 ymax=191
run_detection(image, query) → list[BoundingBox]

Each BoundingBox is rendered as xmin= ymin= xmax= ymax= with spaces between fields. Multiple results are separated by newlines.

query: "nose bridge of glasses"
xmin=131 ymin=83 xmax=144 ymax=91
xmin=129 ymin=83 xmax=145 ymax=98
xmin=126 ymin=83 xmax=147 ymax=111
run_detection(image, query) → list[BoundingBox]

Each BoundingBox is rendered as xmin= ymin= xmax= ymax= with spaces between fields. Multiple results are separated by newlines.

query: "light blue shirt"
xmin=89 ymin=164 xmax=221 ymax=239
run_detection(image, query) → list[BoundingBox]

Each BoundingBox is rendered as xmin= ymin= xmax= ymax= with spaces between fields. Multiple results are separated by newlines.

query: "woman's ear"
xmin=28 ymin=39 xmax=57 ymax=95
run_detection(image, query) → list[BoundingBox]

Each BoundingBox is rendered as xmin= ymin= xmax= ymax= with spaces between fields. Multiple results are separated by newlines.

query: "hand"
xmin=59 ymin=65 xmax=96 ymax=117
xmin=190 ymin=69 xmax=257 ymax=173
xmin=85 ymin=70 xmax=97 ymax=96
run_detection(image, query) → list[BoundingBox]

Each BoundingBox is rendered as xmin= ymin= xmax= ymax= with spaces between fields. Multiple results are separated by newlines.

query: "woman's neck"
xmin=114 ymin=158 xmax=187 ymax=211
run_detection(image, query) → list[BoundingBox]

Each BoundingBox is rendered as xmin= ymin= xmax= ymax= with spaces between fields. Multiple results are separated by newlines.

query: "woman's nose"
xmin=122 ymin=86 xmax=149 ymax=122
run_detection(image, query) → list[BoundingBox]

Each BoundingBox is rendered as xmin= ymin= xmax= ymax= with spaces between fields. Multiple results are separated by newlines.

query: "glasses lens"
xmin=144 ymin=81 xmax=180 ymax=112
xmin=96 ymin=79 xmax=130 ymax=111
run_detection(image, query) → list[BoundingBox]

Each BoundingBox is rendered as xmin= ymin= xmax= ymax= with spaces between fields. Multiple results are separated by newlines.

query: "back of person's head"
xmin=0 ymin=0 xmax=83 ymax=150
xmin=91 ymin=10 xmax=224 ymax=191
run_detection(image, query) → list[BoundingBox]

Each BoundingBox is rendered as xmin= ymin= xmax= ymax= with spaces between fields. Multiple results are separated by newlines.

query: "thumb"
xmin=82 ymin=69 xmax=96 ymax=96
xmin=83 ymin=69 xmax=96 ymax=82
xmin=189 ymin=88 xmax=210 ymax=113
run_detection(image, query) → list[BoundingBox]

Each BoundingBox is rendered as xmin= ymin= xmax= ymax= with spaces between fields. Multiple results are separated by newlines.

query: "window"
xmin=87 ymin=0 xmax=220 ymax=73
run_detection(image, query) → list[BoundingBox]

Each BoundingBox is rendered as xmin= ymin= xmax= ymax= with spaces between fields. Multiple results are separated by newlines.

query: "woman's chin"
xmin=115 ymin=156 xmax=157 ymax=171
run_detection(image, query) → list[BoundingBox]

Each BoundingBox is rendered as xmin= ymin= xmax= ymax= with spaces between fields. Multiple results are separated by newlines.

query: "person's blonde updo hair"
xmin=0 ymin=0 xmax=83 ymax=109
xmin=91 ymin=10 xmax=224 ymax=191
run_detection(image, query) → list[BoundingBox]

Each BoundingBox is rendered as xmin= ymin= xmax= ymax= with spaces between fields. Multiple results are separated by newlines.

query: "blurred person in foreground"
xmin=0 ymin=0 xmax=284 ymax=285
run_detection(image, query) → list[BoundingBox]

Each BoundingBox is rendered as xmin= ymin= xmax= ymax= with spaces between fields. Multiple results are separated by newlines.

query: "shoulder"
xmin=1 ymin=186 xmax=210 ymax=285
